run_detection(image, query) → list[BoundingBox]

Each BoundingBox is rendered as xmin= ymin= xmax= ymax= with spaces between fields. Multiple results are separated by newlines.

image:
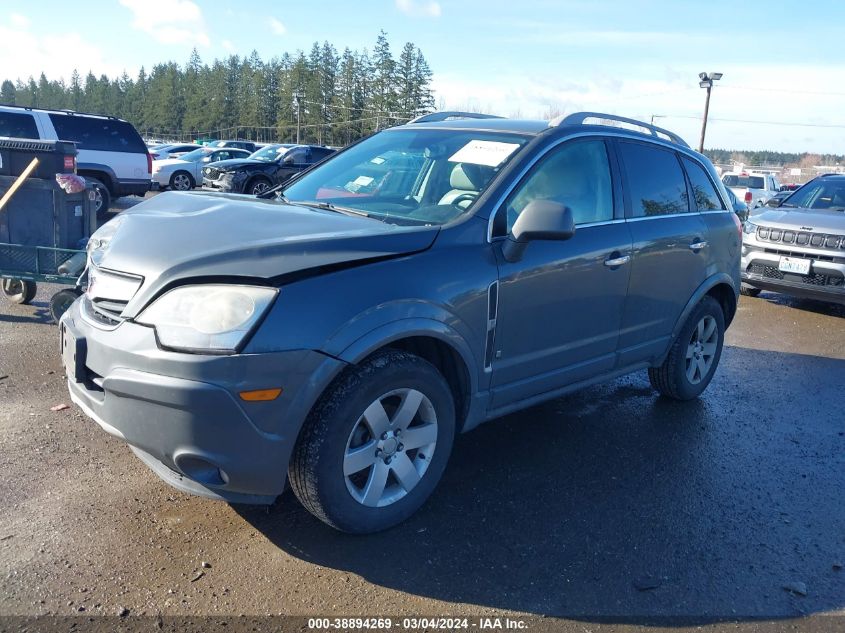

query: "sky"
xmin=1 ymin=0 xmax=844 ymax=154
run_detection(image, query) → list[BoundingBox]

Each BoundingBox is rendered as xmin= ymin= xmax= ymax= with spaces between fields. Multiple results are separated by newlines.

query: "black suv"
xmin=63 ymin=111 xmax=741 ymax=533
xmin=201 ymin=144 xmax=336 ymax=195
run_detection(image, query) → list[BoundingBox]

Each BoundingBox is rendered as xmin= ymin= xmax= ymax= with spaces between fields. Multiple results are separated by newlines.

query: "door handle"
xmin=604 ymin=254 xmax=631 ymax=267
xmin=689 ymin=240 xmax=708 ymax=251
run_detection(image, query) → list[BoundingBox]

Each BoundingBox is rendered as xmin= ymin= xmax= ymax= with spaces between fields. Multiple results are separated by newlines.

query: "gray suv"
xmin=741 ymin=174 xmax=845 ymax=304
xmin=60 ymin=112 xmax=741 ymax=533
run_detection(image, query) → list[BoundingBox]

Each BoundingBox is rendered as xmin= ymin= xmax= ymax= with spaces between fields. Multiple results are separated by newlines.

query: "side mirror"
xmin=501 ymin=200 xmax=575 ymax=262
xmin=765 ymin=197 xmax=782 ymax=208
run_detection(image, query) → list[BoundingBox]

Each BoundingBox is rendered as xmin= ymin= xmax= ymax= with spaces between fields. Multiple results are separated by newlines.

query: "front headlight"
xmin=743 ymin=221 xmax=757 ymax=235
xmin=136 ymin=285 xmax=277 ymax=353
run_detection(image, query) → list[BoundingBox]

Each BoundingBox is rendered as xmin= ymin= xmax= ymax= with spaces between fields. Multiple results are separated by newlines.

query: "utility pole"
xmin=697 ymin=72 xmax=722 ymax=153
xmin=295 ymin=93 xmax=302 ymax=144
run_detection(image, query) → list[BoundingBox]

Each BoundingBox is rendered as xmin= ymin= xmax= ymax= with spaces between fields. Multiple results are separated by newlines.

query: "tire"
xmin=49 ymin=288 xmax=82 ymax=324
xmin=169 ymin=171 xmax=195 ymax=191
xmin=289 ymin=349 xmax=456 ymax=534
xmin=648 ymin=295 xmax=725 ymax=401
xmin=740 ymin=284 xmax=762 ymax=297
xmin=247 ymin=177 xmax=272 ymax=196
xmin=87 ymin=177 xmax=111 ymax=221
xmin=2 ymin=278 xmax=37 ymax=305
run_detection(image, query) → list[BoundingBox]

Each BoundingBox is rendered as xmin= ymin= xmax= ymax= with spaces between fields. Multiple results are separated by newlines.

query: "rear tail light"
xmin=150 ymin=153 xmax=159 ymax=160
xmin=744 ymin=191 xmax=753 ymax=204
xmin=146 ymin=152 xmax=153 ymax=175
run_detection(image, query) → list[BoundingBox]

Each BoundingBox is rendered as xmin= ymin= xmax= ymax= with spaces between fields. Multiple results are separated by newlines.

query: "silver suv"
xmin=60 ymin=112 xmax=741 ymax=533
xmin=741 ymin=174 xmax=845 ymax=304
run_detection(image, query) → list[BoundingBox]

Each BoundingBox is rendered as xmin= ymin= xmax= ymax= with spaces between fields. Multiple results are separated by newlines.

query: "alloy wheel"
xmin=343 ymin=388 xmax=438 ymax=508
xmin=686 ymin=315 xmax=718 ymax=384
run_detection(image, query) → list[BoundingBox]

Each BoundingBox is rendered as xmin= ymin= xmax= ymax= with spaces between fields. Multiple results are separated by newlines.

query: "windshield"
xmin=723 ymin=174 xmax=765 ymax=189
xmin=781 ymin=179 xmax=845 ymax=210
xmin=177 ymin=148 xmax=211 ymax=162
xmin=249 ymin=145 xmax=292 ymax=162
xmin=282 ymin=129 xmax=530 ymax=225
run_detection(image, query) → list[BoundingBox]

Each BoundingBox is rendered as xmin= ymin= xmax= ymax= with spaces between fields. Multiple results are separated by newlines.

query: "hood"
xmin=93 ymin=191 xmax=439 ymax=317
xmin=749 ymin=207 xmax=845 ymax=234
xmin=204 ymin=158 xmax=268 ymax=172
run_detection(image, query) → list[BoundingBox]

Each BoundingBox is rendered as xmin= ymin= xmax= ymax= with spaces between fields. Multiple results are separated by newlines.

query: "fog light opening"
xmin=174 ymin=454 xmax=229 ymax=487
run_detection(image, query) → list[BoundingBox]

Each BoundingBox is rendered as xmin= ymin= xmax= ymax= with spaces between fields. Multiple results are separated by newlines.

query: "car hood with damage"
xmin=92 ymin=191 xmax=439 ymax=317
xmin=749 ymin=207 xmax=845 ymax=234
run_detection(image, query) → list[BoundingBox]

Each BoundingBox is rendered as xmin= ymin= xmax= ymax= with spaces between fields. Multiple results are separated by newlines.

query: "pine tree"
xmin=1 ymin=80 xmax=16 ymax=105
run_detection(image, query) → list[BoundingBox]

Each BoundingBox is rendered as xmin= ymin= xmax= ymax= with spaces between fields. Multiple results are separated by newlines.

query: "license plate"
xmin=778 ymin=256 xmax=811 ymax=275
xmin=60 ymin=322 xmax=86 ymax=383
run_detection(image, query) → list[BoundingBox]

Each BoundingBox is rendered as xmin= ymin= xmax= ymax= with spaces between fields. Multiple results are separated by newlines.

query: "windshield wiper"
xmin=294 ymin=200 xmax=377 ymax=219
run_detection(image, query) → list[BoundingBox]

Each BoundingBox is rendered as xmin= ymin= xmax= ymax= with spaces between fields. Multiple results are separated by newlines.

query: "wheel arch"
xmin=339 ymin=320 xmax=480 ymax=433
xmin=77 ymin=164 xmax=117 ymax=193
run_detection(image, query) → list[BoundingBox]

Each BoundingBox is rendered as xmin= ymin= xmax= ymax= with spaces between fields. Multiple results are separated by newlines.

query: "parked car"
xmin=0 ymin=104 xmax=151 ymax=217
xmin=149 ymin=143 xmax=201 ymax=160
xmin=762 ymin=190 xmax=794 ymax=208
xmin=741 ymin=173 xmax=845 ymax=303
xmin=206 ymin=139 xmax=258 ymax=153
xmin=201 ymin=144 xmax=336 ymax=195
xmin=61 ymin=111 xmax=740 ymax=533
xmin=722 ymin=171 xmax=781 ymax=209
xmin=151 ymin=147 xmax=252 ymax=191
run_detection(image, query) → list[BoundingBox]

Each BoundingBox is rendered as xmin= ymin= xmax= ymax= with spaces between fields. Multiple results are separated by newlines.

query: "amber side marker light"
xmin=239 ymin=388 xmax=283 ymax=402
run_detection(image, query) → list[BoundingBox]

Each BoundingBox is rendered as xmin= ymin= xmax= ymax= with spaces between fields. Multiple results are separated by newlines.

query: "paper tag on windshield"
xmin=448 ymin=140 xmax=520 ymax=167
xmin=353 ymin=176 xmax=374 ymax=186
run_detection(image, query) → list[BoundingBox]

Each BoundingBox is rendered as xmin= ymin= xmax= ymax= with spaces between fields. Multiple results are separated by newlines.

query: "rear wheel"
xmin=289 ymin=349 xmax=455 ymax=534
xmin=2 ymin=278 xmax=37 ymax=305
xmin=648 ymin=295 xmax=725 ymax=401
xmin=87 ymin=177 xmax=111 ymax=222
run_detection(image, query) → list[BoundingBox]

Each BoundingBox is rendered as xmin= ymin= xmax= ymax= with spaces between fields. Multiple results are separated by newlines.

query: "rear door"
xmin=490 ymin=137 xmax=632 ymax=407
xmin=615 ymin=140 xmax=710 ymax=366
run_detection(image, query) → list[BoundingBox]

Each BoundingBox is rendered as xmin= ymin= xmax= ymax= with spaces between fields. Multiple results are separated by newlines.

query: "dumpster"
xmin=0 ymin=137 xmax=94 ymax=322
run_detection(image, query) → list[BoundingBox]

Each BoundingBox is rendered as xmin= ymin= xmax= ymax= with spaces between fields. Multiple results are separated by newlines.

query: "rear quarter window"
xmin=682 ymin=158 xmax=725 ymax=211
xmin=48 ymin=114 xmax=146 ymax=153
xmin=0 ymin=111 xmax=39 ymax=139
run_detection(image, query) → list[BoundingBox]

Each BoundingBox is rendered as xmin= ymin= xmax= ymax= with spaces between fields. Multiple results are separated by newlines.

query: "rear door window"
xmin=618 ymin=141 xmax=689 ymax=217
xmin=0 ymin=111 xmax=39 ymax=139
xmin=682 ymin=157 xmax=725 ymax=211
xmin=48 ymin=114 xmax=146 ymax=153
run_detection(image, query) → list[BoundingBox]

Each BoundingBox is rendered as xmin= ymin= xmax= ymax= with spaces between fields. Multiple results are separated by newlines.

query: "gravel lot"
xmin=0 ymin=231 xmax=843 ymax=628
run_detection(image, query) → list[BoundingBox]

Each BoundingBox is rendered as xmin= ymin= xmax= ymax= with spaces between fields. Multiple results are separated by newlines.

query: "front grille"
xmin=204 ymin=167 xmax=221 ymax=180
xmin=748 ymin=264 xmax=844 ymax=287
xmin=757 ymin=226 xmax=845 ymax=251
xmin=82 ymin=296 xmax=123 ymax=326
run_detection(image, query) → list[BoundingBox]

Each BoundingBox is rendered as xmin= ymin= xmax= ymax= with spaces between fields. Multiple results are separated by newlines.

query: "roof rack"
xmin=408 ymin=111 xmax=505 ymax=124
xmin=0 ymin=102 xmax=120 ymax=121
xmin=551 ymin=111 xmax=690 ymax=149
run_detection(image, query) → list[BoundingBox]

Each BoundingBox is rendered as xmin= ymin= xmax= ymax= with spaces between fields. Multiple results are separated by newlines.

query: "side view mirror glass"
xmin=502 ymin=200 xmax=575 ymax=262
xmin=765 ymin=197 xmax=782 ymax=208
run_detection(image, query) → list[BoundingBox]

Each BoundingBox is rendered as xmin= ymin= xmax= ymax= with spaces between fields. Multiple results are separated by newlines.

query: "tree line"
xmin=704 ymin=148 xmax=845 ymax=168
xmin=0 ymin=31 xmax=434 ymax=146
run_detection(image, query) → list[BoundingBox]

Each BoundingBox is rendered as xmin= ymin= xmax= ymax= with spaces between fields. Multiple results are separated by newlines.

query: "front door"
xmin=490 ymin=138 xmax=632 ymax=408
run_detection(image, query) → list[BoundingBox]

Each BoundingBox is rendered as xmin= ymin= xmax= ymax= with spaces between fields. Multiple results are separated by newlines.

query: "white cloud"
xmin=9 ymin=13 xmax=30 ymax=29
xmin=396 ymin=0 xmax=441 ymax=18
xmin=222 ymin=39 xmax=236 ymax=53
xmin=119 ymin=0 xmax=210 ymax=47
xmin=269 ymin=17 xmax=287 ymax=35
xmin=0 ymin=23 xmax=123 ymax=81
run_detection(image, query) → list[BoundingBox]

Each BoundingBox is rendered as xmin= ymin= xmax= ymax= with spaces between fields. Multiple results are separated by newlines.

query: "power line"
xmin=720 ymin=85 xmax=845 ymax=98
xmin=661 ymin=114 xmax=845 ymax=129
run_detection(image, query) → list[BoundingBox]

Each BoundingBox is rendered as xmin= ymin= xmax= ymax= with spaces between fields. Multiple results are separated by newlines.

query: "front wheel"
xmin=247 ymin=177 xmax=272 ymax=196
xmin=169 ymin=171 xmax=195 ymax=191
xmin=648 ymin=295 xmax=725 ymax=400
xmin=2 ymin=278 xmax=37 ymax=304
xmin=289 ymin=350 xmax=455 ymax=534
